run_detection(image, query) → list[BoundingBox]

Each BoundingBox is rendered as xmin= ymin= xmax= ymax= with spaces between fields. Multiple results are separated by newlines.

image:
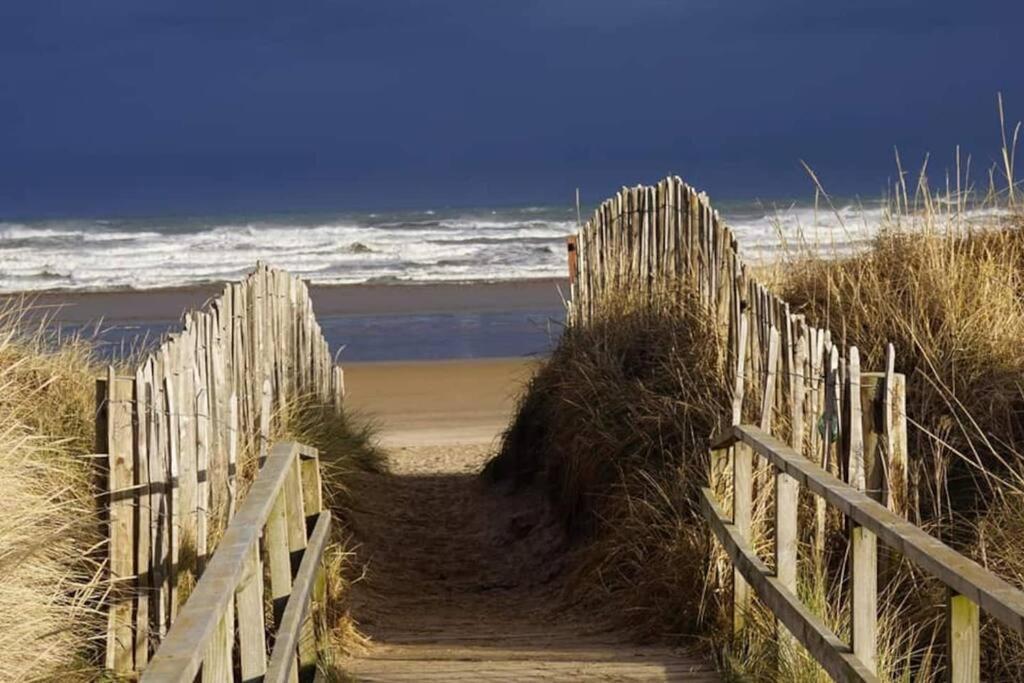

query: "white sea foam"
xmin=0 ymin=202 xmax=1006 ymax=292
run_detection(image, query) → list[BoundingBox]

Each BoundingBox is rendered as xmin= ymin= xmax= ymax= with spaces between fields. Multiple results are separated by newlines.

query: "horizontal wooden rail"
xmin=142 ymin=441 xmax=327 ymax=682
xmin=700 ymin=488 xmax=877 ymax=682
xmin=707 ymin=423 xmax=1024 ymax=682
xmin=713 ymin=425 xmax=1024 ymax=633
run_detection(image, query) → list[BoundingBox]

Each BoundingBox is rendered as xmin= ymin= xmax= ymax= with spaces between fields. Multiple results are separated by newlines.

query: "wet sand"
xmin=5 ymin=278 xmax=569 ymax=324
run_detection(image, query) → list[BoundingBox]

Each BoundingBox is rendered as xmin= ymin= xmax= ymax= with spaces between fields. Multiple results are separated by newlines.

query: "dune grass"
xmin=0 ymin=293 xmax=387 ymax=680
xmin=485 ymin=285 xmax=730 ymax=640
xmin=0 ymin=304 xmax=106 ymax=681
xmin=279 ymin=397 xmax=385 ymax=677
xmin=489 ymin=144 xmax=1024 ymax=678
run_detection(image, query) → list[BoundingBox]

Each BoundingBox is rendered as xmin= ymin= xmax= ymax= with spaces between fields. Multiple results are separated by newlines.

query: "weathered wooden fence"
xmin=96 ymin=263 xmax=343 ymax=675
xmin=566 ymin=176 xmax=1024 ymax=681
xmin=141 ymin=441 xmax=330 ymax=683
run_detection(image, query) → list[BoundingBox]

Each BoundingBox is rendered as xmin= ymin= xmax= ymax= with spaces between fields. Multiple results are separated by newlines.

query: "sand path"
xmin=336 ymin=442 xmax=718 ymax=681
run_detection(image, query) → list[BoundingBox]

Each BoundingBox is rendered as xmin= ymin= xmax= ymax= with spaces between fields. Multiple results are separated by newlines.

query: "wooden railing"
xmin=567 ymin=176 xmax=1024 ymax=682
xmin=141 ymin=441 xmax=330 ymax=682
xmin=705 ymin=424 xmax=1024 ymax=683
xmin=97 ymin=264 xmax=344 ymax=674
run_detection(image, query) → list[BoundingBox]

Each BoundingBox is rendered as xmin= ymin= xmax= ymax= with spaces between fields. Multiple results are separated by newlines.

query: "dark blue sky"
xmin=0 ymin=0 xmax=1020 ymax=217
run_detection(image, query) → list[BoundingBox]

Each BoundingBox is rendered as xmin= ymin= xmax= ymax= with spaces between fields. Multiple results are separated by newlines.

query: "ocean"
xmin=0 ymin=199 xmax=890 ymax=293
xmin=0 ymin=197 xmax=947 ymax=361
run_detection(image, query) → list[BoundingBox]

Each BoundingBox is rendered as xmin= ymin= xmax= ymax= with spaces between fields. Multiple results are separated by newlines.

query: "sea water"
xmin=0 ymin=198 xmax=933 ymax=360
xmin=0 ymin=200 xmax=893 ymax=293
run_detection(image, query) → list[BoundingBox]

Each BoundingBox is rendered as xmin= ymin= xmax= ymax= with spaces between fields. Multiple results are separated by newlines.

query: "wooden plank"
xmin=733 ymin=438 xmax=753 ymax=635
xmin=177 ymin=326 xmax=199 ymax=559
xmin=194 ymin=363 xmax=209 ymax=567
xmin=227 ymin=392 xmax=239 ymax=520
xmin=847 ymin=347 xmax=865 ymax=489
xmin=106 ymin=369 xmax=136 ymax=673
xmin=260 ymin=376 xmax=272 ymax=463
xmin=333 ymin=365 xmax=345 ymax=415
xmin=848 ymin=349 xmax=878 ymax=674
xmin=731 ymin=424 xmax=1024 ymax=635
xmin=202 ymin=602 xmax=233 ymax=683
xmin=163 ymin=344 xmax=181 ymax=621
xmin=700 ymin=488 xmax=877 ymax=683
xmin=760 ymin=322 xmax=778 ymax=432
xmin=731 ymin=314 xmax=748 ymax=426
xmin=851 ymin=525 xmax=878 ymax=674
xmin=265 ymin=477 xmax=294 ymax=629
xmin=236 ymin=542 xmax=267 ymax=680
xmin=946 ymin=592 xmax=980 ymax=683
xmin=299 ymin=446 xmax=323 ymax=517
xmin=285 ymin=456 xmax=309 ymax=555
xmin=141 ymin=442 xmax=302 ymax=683
xmin=134 ymin=363 xmax=152 ymax=668
xmin=265 ymin=512 xmax=333 ymax=683
xmin=150 ymin=351 xmax=170 ymax=638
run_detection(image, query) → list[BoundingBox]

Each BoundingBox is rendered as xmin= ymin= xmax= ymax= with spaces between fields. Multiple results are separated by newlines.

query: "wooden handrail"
xmin=701 ymin=488 xmax=878 ymax=682
xmin=705 ymin=423 xmax=1024 ymax=682
xmin=142 ymin=441 xmax=328 ymax=682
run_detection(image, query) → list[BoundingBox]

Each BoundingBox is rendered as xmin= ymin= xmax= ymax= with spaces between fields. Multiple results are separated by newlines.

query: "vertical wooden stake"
xmin=260 ymin=377 xmax=272 ymax=465
xmin=847 ymin=348 xmax=877 ymax=674
xmin=946 ymin=592 xmax=980 ymax=683
xmin=733 ymin=441 xmax=753 ymax=635
xmin=105 ymin=369 xmax=136 ymax=673
xmin=236 ymin=542 xmax=268 ymax=679
xmin=202 ymin=604 xmax=234 ymax=683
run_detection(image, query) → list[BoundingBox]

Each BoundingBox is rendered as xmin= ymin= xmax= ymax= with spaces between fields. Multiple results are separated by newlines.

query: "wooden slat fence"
xmin=95 ymin=263 xmax=342 ymax=675
xmin=141 ymin=441 xmax=329 ymax=682
xmin=566 ymin=176 xmax=1024 ymax=681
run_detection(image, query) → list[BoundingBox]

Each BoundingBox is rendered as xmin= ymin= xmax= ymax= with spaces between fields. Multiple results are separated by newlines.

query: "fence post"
xmin=104 ymin=368 xmax=137 ymax=674
xmin=947 ymin=592 xmax=980 ymax=683
xmin=733 ymin=440 xmax=753 ymax=635
xmin=730 ymin=314 xmax=751 ymax=635
xmin=333 ymin=366 xmax=345 ymax=415
xmin=847 ymin=349 xmax=877 ymax=674
xmin=236 ymin=542 xmax=267 ymax=679
xmin=884 ymin=345 xmax=910 ymax=519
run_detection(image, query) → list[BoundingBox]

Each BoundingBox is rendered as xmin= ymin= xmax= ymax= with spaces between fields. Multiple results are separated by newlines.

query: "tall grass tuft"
xmin=280 ymin=396 xmax=385 ymax=674
xmin=0 ymin=303 xmax=105 ymax=681
xmin=776 ymin=174 xmax=1024 ymax=678
xmin=486 ymin=284 xmax=730 ymax=639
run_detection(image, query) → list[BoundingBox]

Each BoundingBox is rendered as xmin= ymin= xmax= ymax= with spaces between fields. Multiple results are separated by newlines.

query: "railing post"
xmin=283 ymin=455 xmax=316 ymax=677
xmin=776 ymin=325 xmax=803 ymax=649
xmin=104 ymin=368 xmax=138 ymax=674
xmin=730 ymin=314 xmax=750 ymax=636
xmin=265 ymin=476 xmax=294 ymax=628
xmin=236 ymin=542 xmax=268 ymax=680
xmin=847 ymin=349 xmax=877 ymax=674
xmin=202 ymin=604 xmax=233 ymax=683
xmin=733 ymin=441 xmax=753 ymax=635
xmin=947 ymin=592 xmax=980 ymax=683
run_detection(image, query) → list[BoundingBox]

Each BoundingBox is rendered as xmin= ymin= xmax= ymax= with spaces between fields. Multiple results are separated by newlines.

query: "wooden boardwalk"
xmin=336 ymin=443 xmax=719 ymax=682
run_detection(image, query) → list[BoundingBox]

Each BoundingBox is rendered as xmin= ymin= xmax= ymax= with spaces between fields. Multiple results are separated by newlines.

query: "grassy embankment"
xmin=488 ymin=153 xmax=1024 ymax=679
xmin=0 ymin=306 xmax=382 ymax=681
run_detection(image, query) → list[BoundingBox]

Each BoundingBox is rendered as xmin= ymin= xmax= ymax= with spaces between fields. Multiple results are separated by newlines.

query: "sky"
xmin=0 ymin=0 xmax=1021 ymax=217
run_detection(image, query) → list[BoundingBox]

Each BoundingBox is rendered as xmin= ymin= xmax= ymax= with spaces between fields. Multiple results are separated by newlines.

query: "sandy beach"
xmin=343 ymin=357 xmax=536 ymax=447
